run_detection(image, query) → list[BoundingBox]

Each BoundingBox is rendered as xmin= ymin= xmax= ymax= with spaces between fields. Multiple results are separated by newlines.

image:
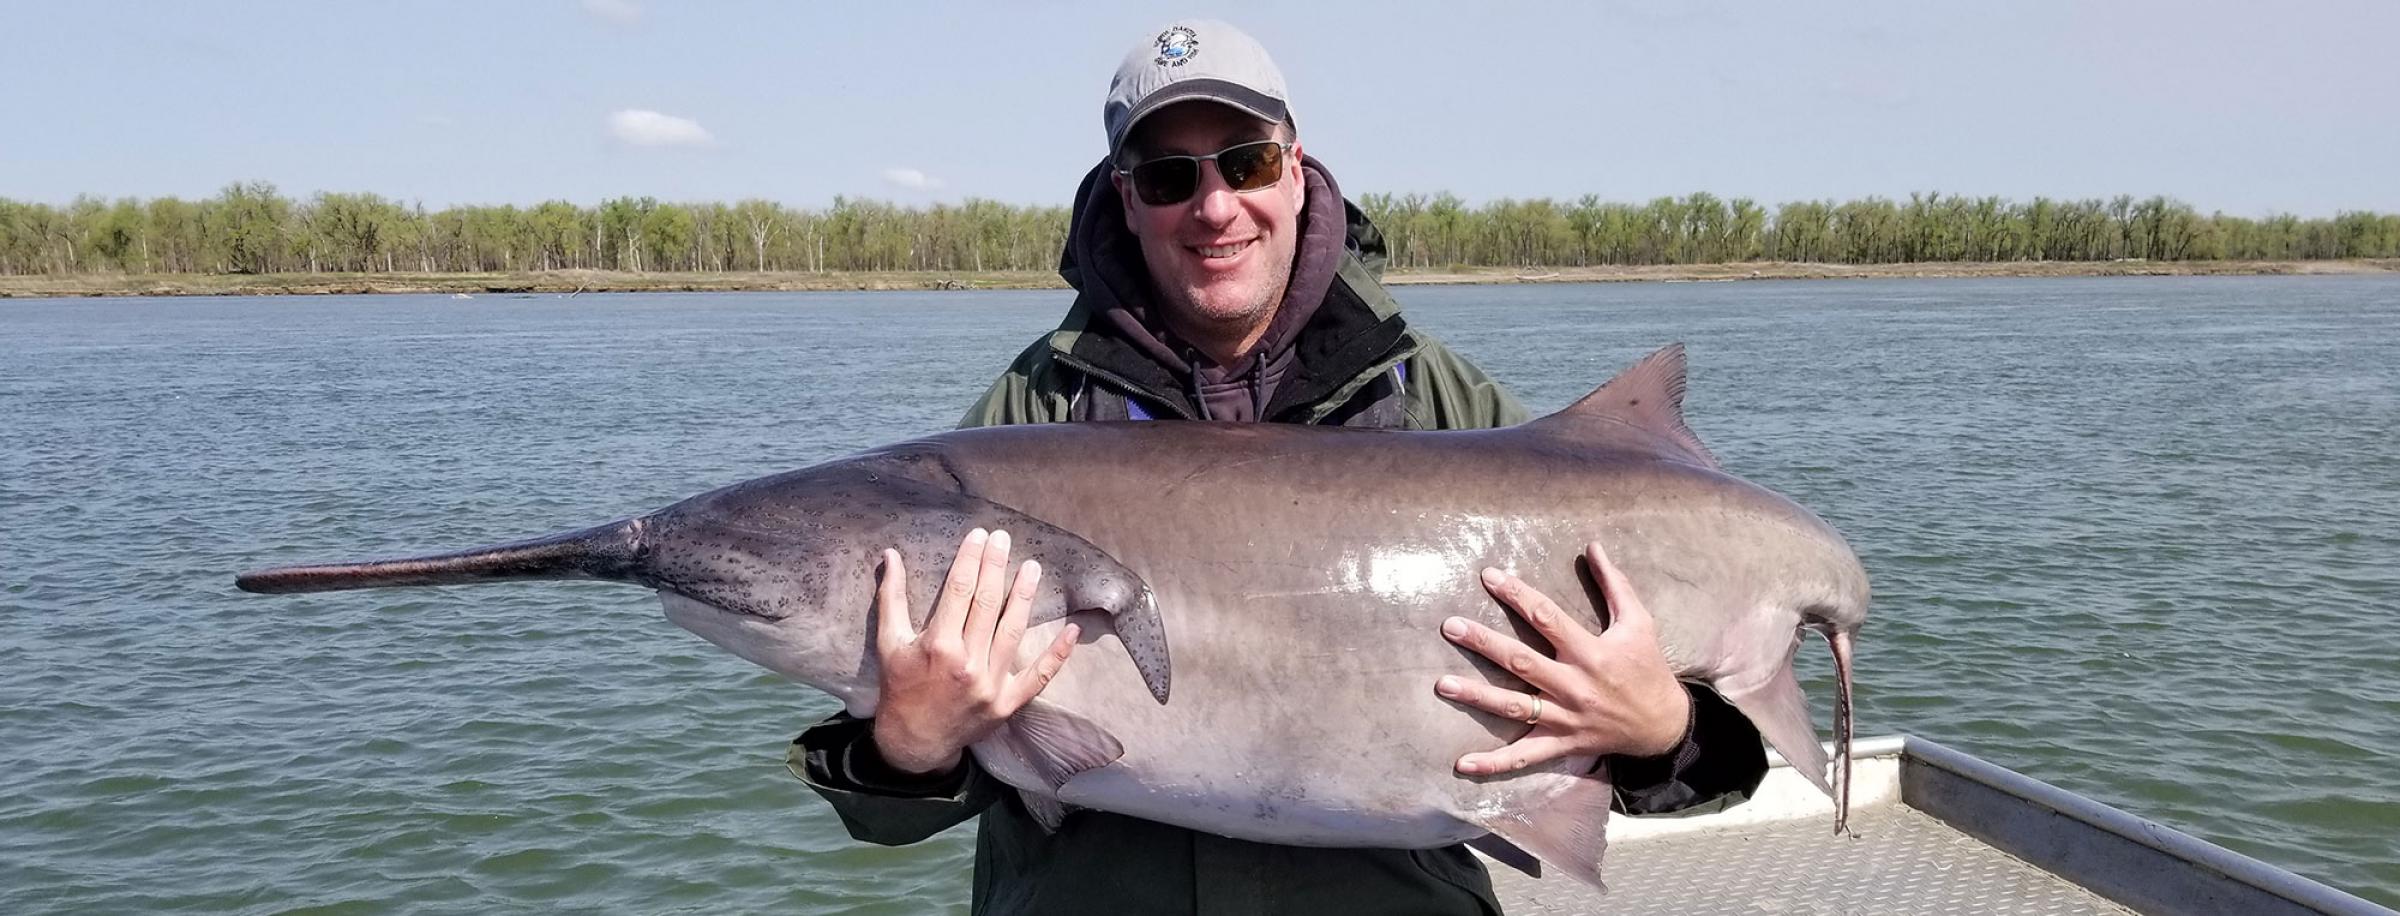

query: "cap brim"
xmin=1111 ymin=78 xmax=1289 ymax=155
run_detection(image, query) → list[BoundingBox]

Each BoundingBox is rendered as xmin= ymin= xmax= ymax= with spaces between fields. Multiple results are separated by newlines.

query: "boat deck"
xmin=1486 ymin=737 xmax=2388 ymax=916
xmin=1493 ymin=795 xmax=2132 ymax=914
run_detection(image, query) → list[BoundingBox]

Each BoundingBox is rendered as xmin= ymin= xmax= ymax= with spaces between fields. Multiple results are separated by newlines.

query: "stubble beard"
xmin=1154 ymin=238 xmax=1295 ymax=363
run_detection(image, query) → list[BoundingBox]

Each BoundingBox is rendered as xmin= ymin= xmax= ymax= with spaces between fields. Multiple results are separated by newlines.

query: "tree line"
xmin=1356 ymin=192 xmax=2400 ymax=268
xmin=0 ymin=184 xmax=1071 ymax=276
xmin=2 ymin=182 xmax=2395 ymax=277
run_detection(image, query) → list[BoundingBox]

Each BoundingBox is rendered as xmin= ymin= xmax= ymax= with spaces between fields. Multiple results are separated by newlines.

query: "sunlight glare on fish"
xmin=1366 ymin=547 xmax=1455 ymax=601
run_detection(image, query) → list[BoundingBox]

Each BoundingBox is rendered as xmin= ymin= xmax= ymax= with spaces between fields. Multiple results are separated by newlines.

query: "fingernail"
xmin=966 ymin=528 xmax=987 ymax=542
xmin=1437 ymin=676 xmax=1462 ymax=696
xmin=990 ymin=529 xmax=1010 ymax=549
xmin=1481 ymin=568 xmax=1505 ymax=585
xmin=1457 ymin=758 xmax=1481 ymax=775
xmin=1442 ymin=617 xmax=1468 ymax=638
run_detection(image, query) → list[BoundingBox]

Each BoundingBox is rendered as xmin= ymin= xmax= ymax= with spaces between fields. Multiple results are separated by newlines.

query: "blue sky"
xmin=6 ymin=0 xmax=2395 ymax=216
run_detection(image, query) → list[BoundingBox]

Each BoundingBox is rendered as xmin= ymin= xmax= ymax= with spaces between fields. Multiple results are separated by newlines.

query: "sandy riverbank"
xmin=4 ymin=260 xmax=2394 ymax=298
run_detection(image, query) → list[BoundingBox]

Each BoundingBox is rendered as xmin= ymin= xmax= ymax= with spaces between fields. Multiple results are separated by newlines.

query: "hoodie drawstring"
xmin=1184 ymin=351 xmax=1212 ymax=421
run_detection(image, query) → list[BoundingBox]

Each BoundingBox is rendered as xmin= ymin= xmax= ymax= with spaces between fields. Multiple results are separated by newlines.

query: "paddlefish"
xmin=235 ymin=344 xmax=1868 ymax=889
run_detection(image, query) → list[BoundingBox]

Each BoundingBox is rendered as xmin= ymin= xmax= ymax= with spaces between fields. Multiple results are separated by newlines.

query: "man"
xmin=790 ymin=20 xmax=1766 ymax=915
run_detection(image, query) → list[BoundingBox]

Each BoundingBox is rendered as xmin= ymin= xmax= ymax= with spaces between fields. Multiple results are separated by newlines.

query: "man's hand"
xmin=1434 ymin=539 xmax=1692 ymax=776
xmin=870 ymin=528 xmax=1081 ymax=777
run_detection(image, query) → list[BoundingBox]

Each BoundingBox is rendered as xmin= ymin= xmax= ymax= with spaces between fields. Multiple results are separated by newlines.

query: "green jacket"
xmin=957 ymin=263 xmax=1525 ymax=431
xmin=789 ymin=188 xmax=1763 ymax=915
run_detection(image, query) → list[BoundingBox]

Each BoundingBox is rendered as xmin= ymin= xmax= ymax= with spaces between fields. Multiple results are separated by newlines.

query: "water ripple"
xmin=4 ymin=280 xmax=2396 ymax=912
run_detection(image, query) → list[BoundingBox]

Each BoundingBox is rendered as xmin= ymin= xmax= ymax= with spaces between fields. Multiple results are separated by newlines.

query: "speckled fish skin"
xmin=234 ymin=345 xmax=1869 ymax=890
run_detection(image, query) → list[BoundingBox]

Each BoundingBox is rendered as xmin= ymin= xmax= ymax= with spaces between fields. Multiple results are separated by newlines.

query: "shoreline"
xmin=4 ymin=259 xmax=2394 ymax=299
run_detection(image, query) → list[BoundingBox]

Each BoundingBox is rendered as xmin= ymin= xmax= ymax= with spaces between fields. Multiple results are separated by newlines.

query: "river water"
xmin=4 ymin=276 xmax=2396 ymax=912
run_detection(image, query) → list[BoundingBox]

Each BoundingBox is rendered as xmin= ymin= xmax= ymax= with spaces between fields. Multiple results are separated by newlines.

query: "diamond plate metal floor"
xmin=1490 ymin=802 xmax=2135 ymax=916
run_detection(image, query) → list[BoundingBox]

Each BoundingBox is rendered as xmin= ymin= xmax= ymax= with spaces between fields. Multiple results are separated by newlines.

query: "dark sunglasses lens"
xmin=1132 ymin=158 xmax=1199 ymax=206
xmin=1217 ymin=142 xmax=1284 ymax=191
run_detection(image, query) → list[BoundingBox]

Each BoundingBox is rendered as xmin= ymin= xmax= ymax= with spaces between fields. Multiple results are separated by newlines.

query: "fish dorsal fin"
xmin=1527 ymin=343 xmax=1719 ymax=469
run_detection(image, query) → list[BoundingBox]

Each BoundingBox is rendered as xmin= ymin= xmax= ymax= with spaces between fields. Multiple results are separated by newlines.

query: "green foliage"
xmin=204 ymin=181 xmax=291 ymax=274
xmin=0 ymin=186 xmax=2393 ymax=277
xmin=1356 ymin=192 xmax=2400 ymax=268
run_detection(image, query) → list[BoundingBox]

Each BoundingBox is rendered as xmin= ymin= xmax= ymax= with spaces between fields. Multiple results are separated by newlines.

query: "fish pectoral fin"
xmin=1719 ymin=662 xmax=1835 ymax=800
xmin=1467 ymin=834 xmax=1543 ymax=878
xmin=1002 ymin=699 xmax=1125 ymax=793
xmin=1017 ymin=791 xmax=1073 ymax=832
xmin=1478 ymin=772 xmax=1615 ymax=891
xmin=903 ymin=483 xmax=1170 ymax=704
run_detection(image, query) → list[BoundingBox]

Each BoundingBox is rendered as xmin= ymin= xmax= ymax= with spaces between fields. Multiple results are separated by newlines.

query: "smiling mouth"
xmin=1192 ymin=240 xmax=1252 ymax=259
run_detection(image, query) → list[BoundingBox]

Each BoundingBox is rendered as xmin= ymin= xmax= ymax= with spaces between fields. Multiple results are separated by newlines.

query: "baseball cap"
xmin=1103 ymin=20 xmax=1293 ymax=159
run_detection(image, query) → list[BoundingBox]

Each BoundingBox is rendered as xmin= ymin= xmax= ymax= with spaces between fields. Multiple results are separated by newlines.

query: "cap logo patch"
xmin=1154 ymin=26 xmax=1199 ymax=67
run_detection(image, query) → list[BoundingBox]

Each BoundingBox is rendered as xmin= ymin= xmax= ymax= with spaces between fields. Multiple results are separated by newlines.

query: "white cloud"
xmin=582 ymin=0 xmax=641 ymax=25
xmin=607 ymin=109 xmax=715 ymax=148
xmin=881 ymin=168 xmax=945 ymax=191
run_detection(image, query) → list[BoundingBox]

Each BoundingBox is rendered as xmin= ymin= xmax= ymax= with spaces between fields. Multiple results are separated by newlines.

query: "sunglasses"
xmin=1118 ymin=140 xmax=1293 ymax=206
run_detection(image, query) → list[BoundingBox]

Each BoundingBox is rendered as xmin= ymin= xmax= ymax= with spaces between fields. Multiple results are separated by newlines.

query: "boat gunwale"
xmin=1892 ymin=735 xmax=2390 ymax=915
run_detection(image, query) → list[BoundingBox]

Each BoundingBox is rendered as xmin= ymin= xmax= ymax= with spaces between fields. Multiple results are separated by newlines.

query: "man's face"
xmin=1113 ymin=102 xmax=1306 ymax=342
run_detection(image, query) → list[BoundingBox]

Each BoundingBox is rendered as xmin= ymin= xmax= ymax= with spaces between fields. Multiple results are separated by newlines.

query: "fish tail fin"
xmin=1720 ymin=650 xmax=1834 ymax=801
xmin=1719 ymin=628 xmax=1860 ymax=835
xmin=1829 ymin=627 xmax=1856 ymax=835
xmin=234 ymin=519 xmax=645 ymax=594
